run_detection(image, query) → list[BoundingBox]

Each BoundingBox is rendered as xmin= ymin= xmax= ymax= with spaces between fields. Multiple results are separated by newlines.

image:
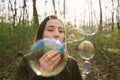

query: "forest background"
xmin=0 ymin=0 xmax=120 ymax=80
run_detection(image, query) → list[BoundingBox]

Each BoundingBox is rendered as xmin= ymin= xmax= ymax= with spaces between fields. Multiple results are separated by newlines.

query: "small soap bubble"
xmin=28 ymin=38 xmax=66 ymax=77
xmin=83 ymin=61 xmax=91 ymax=74
xmin=102 ymin=27 xmax=111 ymax=37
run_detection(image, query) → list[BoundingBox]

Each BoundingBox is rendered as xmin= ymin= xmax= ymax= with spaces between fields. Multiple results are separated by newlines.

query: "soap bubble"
xmin=80 ymin=24 xmax=98 ymax=36
xmin=102 ymin=27 xmax=111 ymax=37
xmin=78 ymin=40 xmax=95 ymax=60
xmin=83 ymin=61 xmax=91 ymax=74
xmin=66 ymin=28 xmax=85 ymax=44
xmin=28 ymin=38 xmax=66 ymax=77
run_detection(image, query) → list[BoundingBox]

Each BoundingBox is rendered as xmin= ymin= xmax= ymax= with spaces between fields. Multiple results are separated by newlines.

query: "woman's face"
xmin=43 ymin=19 xmax=64 ymax=43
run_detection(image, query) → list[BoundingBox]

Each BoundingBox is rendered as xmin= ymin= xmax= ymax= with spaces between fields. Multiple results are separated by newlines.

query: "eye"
xmin=48 ymin=29 xmax=54 ymax=32
xmin=59 ymin=30 xmax=64 ymax=33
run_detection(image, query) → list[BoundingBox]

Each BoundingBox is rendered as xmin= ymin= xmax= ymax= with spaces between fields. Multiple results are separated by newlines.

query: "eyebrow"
xmin=47 ymin=25 xmax=64 ymax=29
xmin=47 ymin=25 xmax=54 ymax=28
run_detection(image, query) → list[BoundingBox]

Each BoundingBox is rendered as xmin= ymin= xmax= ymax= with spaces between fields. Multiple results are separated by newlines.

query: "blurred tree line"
xmin=0 ymin=0 xmax=120 ymax=80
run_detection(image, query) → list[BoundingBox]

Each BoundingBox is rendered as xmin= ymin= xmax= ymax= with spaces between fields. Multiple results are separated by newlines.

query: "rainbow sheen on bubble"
xmin=78 ymin=40 xmax=95 ymax=60
xmin=28 ymin=38 xmax=66 ymax=77
xmin=66 ymin=28 xmax=85 ymax=43
xmin=83 ymin=61 xmax=91 ymax=74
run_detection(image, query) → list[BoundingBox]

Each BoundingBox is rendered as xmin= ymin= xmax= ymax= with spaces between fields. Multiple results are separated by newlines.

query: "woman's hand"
xmin=37 ymin=50 xmax=61 ymax=72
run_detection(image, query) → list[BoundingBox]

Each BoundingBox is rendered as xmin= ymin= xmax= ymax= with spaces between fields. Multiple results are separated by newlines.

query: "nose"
xmin=54 ymin=30 xmax=60 ymax=39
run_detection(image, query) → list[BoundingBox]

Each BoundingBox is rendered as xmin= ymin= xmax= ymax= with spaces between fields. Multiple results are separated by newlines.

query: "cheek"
xmin=60 ymin=34 xmax=65 ymax=41
xmin=43 ymin=31 xmax=54 ymax=39
xmin=43 ymin=32 xmax=49 ymax=38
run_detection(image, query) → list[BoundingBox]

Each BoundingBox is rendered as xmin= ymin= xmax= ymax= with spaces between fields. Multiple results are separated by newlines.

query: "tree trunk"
xmin=22 ymin=0 xmax=27 ymax=24
xmin=111 ymin=0 xmax=114 ymax=30
xmin=99 ymin=0 xmax=102 ymax=30
xmin=8 ymin=0 xmax=17 ymax=27
xmin=52 ymin=0 xmax=57 ymax=15
xmin=116 ymin=0 xmax=120 ymax=30
xmin=32 ymin=0 xmax=39 ymax=26
xmin=44 ymin=0 xmax=47 ymax=17
xmin=63 ymin=0 xmax=66 ymax=19
xmin=58 ymin=1 xmax=62 ymax=16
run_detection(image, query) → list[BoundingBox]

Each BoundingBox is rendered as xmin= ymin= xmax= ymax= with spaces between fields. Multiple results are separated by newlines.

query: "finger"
xmin=44 ymin=50 xmax=58 ymax=62
xmin=40 ymin=50 xmax=58 ymax=62
xmin=47 ymin=50 xmax=58 ymax=58
xmin=39 ymin=50 xmax=55 ymax=62
xmin=48 ymin=54 xmax=61 ymax=70
xmin=39 ymin=61 xmax=48 ymax=71
xmin=39 ymin=54 xmax=61 ymax=72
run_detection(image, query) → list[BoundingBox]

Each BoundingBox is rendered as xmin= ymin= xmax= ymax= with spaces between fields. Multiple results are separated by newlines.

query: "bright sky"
xmin=29 ymin=0 xmax=101 ymax=25
xmin=0 ymin=0 xmax=116 ymax=25
xmin=38 ymin=0 xmax=99 ymax=20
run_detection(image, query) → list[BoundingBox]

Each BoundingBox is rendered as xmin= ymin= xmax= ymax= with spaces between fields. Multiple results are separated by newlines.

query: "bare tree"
xmin=63 ymin=0 xmax=66 ymax=19
xmin=22 ymin=0 xmax=27 ymax=24
xmin=32 ymin=0 xmax=39 ymax=26
xmin=44 ymin=0 xmax=47 ymax=17
xmin=74 ymin=15 xmax=76 ymax=27
xmin=8 ymin=0 xmax=17 ymax=27
xmin=99 ymin=0 xmax=102 ymax=28
xmin=111 ymin=0 xmax=114 ymax=30
xmin=52 ymin=0 xmax=57 ymax=15
xmin=116 ymin=0 xmax=120 ymax=30
xmin=58 ymin=1 xmax=62 ymax=17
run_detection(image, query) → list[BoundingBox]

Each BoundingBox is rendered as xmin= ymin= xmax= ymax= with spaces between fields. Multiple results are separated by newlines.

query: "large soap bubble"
xmin=28 ymin=38 xmax=66 ymax=77
xmin=78 ymin=40 xmax=95 ymax=60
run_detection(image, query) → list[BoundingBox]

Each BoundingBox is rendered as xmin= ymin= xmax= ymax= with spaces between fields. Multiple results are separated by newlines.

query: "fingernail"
xmin=58 ymin=55 xmax=61 ymax=60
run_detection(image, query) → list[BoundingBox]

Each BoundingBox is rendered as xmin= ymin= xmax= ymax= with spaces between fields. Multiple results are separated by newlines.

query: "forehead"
xmin=46 ymin=19 xmax=64 ymax=27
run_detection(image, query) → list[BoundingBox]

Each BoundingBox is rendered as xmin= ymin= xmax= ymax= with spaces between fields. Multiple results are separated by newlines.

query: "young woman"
xmin=15 ymin=15 xmax=83 ymax=80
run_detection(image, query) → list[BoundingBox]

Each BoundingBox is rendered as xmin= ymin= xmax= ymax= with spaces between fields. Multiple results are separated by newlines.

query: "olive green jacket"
xmin=14 ymin=56 xmax=83 ymax=80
